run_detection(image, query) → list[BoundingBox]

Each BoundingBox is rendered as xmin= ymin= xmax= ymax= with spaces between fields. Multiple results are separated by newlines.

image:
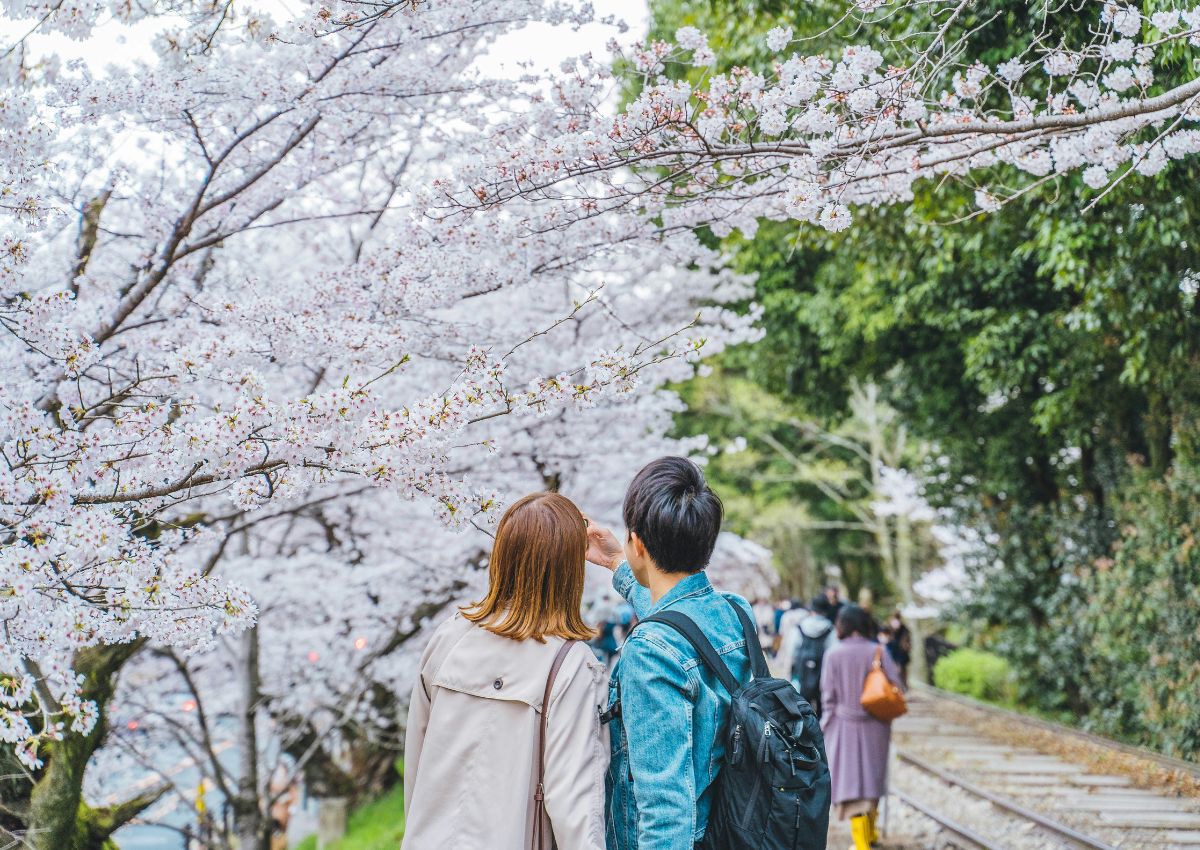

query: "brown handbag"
xmin=532 ymin=639 xmax=578 ymax=850
xmin=860 ymin=645 xmax=907 ymax=722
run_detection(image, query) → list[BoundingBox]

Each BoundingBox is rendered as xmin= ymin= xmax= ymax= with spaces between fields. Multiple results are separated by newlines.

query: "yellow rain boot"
xmin=867 ymin=809 xmax=880 ymax=845
xmin=850 ymin=814 xmax=872 ymax=850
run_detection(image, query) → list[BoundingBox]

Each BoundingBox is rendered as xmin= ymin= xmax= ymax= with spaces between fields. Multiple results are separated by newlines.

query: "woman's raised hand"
xmin=584 ymin=519 xmax=624 ymax=571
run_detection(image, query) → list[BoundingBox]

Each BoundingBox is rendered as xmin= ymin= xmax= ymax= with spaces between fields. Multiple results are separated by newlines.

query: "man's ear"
xmin=629 ymin=532 xmax=647 ymax=559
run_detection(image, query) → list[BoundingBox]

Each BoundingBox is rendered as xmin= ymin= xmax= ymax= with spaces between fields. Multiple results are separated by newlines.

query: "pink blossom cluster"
xmin=1 ymin=0 xmax=759 ymax=768
xmin=462 ymin=1 xmax=1200 ymax=235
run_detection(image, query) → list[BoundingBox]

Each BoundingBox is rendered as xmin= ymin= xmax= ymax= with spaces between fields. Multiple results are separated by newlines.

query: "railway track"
xmin=886 ymin=688 xmax=1200 ymax=850
xmin=913 ymin=683 xmax=1200 ymax=783
xmin=894 ymin=750 xmax=1118 ymax=850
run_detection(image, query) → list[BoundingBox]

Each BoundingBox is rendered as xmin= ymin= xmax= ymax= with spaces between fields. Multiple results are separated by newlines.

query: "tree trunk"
xmin=1145 ymin=391 xmax=1174 ymax=477
xmin=26 ymin=642 xmax=154 ymax=850
xmin=864 ymin=395 xmax=897 ymax=599
xmin=894 ymin=513 xmax=927 ymax=684
xmin=232 ymin=625 xmax=267 ymax=850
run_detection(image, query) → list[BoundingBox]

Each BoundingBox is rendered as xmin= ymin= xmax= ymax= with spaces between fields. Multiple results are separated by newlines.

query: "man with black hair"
xmin=585 ymin=456 xmax=756 ymax=850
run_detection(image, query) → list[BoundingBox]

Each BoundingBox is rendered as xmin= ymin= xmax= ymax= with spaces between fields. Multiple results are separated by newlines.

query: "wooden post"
xmin=317 ymin=798 xmax=348 ymax=849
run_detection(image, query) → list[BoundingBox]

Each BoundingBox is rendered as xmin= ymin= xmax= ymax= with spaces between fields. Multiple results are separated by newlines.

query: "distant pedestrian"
xmin=820 ymin=604 xmax=904 ymax=850
xmin=592 ymin=618 xmax=620 ymax=667
xmin=924 ymin=632 xmax=957 ymax=686
xmin=615 ymin=601 xmax=635 ymax=642
xmin=886 ymin=611 xmax=912 ymax=688
xmin=771 ymin=598 xmax=791 ymax=654
xmin=268 ymin=765 xmax=298 ymax=850
xmin=775 ymin=597 xmax=808 ymax=667
xmin=823 ymin=585 xmax=845 ymax=620
xmin=754 ymin=598 xmax=776 ymax=651
xmin=786 ymin=596 xmax=838 ymax=717
xmin=877 ymin=624 xmax=892 ymax=644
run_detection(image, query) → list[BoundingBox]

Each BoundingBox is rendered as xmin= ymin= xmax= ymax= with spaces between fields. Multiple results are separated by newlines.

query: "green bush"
xmin=934 ymin=648 xmax=1015 ymax=705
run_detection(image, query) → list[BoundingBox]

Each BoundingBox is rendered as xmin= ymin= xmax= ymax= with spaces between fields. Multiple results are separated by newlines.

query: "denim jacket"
xmin=604 ymin=563 xmax=754 ymax=850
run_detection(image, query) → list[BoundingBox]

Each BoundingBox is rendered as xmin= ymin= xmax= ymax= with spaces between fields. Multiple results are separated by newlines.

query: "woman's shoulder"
xmin=549 ymin=640 xmax=607 ymax=703
xmin=828 ymin=636 xmax=878 ymax=659
xmin=417 ymin=612 xmax=473 ymax=672
xmin=424 ymin=610 xmax=472 ymax=648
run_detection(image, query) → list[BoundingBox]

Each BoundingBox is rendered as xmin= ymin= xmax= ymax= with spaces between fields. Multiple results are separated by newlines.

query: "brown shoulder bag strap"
xmin=532 ymin=639 xmax=578 ymax=850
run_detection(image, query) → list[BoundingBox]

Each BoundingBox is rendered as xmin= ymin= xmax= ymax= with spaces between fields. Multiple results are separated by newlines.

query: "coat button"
xmin=493 ymin=678 xmax=503 ymax=690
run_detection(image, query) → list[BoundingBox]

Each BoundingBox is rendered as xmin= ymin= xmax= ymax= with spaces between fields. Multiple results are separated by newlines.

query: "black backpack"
xmin=639 ymin=599 xmax=831 ymax=850
xmin=792 ymin=621 xmax=833 ymax=707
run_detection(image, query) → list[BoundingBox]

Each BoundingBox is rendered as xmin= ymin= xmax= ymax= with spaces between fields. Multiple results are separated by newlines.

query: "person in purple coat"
xmin=819 ymin=604 xmax=904 ymax=850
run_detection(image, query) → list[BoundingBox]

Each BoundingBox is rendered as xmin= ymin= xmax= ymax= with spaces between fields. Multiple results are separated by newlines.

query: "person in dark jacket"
xmin=787 ymin=596 xmax=837 ymax=717
xmin=885 ymin=610 xmax=912 ymax=688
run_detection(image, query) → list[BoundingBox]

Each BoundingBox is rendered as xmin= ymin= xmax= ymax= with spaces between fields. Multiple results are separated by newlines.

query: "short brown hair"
xmin=461 ymin=492 xmax=595 ymax=642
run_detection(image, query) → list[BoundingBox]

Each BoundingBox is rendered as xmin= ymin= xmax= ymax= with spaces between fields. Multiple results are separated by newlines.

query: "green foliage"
xmin=294 ymin=784 xmax=405 ymax=850
xmin=675 ymin=369 xmax=929 ymax=602
xmin=675 ymin=369 xmax=849 ymax=596
xmin=955 ymin=500 xmax=1109 ymax=716
xmin=959 ymin=458 xmax=1200 ymax=752
xmin=1078 ymin=462 xmax=1200 ymax=756
xmin=934 ymin=649 xmax=1015 ymax=705
xmin=650 ymin=0 xmax=1200 ymax=754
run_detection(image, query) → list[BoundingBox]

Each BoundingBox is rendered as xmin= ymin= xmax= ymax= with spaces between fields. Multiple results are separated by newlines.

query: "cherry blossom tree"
xmin=90 ymin=399 xmax=721 ymax=849
xmin=1 ymin=0 xmax=759 ymax=845
xmin=461 ymin=0 xmax=1200 ymax=234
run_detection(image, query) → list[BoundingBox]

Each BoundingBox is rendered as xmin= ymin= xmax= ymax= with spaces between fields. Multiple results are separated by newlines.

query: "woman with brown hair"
xmin=402 ymin=492 xmax=608 ymax=850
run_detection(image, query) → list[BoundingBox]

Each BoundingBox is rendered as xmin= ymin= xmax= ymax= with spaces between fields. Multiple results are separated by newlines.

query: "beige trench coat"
xmin=402 ymin=612 xmax=609 ymax=850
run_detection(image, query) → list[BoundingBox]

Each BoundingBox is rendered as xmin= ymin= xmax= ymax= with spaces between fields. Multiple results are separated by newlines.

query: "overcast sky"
xmin=1 ymin=1 xmax=650 ymax=76
xmin=478 ymin=0 xmax=649 ymax=76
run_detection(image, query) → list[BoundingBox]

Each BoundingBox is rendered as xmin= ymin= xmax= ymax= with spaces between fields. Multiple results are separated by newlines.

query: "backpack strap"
xmin=640 ymin=597 xmax=770 ymax=693
xmin=723 ymin=596 xmax=771 ymax=680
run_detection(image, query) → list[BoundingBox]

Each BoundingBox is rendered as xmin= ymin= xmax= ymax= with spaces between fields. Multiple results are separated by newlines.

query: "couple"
xmin=402 ymin=457 xmax=765 ymax=850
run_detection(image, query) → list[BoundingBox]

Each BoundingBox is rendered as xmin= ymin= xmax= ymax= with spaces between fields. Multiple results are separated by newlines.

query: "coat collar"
xmin=647 ymin=569 xmax=713 ymax=616
xmin=429 ymin=613 xmax=571 ymax=709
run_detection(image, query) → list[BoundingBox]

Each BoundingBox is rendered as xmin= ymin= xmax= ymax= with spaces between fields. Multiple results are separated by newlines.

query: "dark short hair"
xmin=810 ymin=596 xmax=836 ymax=620
xmin=835 ymin=604 xmax=877 ymax=640
xmin=622 ymin=456 xmax=723 ymax=574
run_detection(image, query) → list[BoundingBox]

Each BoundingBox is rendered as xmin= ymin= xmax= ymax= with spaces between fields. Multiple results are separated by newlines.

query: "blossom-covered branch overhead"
xmin=1 ymin=0 xmax=757 ymax=764
xmin=459 ymin=0 xmax=1200 ymax=234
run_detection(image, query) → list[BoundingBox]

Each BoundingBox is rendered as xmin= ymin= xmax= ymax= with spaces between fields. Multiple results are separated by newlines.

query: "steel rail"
xmin=897 ymin=749 xmax=1119 ymax=850
xmin=890 ymin=788 xmax=1007 ymax=850
xmin=915 ymin=681 xmax=1200 ymax=780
